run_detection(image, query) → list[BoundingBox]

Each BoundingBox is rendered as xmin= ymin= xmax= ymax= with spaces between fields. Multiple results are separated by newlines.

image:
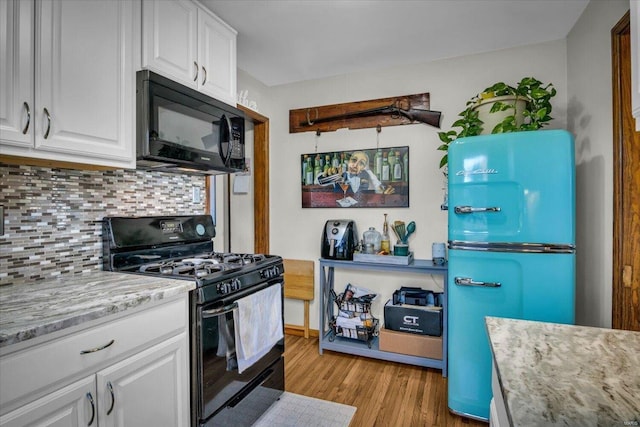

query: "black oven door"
xmin=194 ymin=280 xmax=285 ymax=426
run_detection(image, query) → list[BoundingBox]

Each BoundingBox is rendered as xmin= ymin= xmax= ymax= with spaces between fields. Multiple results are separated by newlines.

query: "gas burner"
xmin=194 ymin=263 xmax=227 ymax=278
xmin=221 ymin=253 xmax=266 ymax=265
xmin=140 ymin=262 xmax=176 ymax=275
xmin=181 ymin=258 xmax=220 ymax=266
xmin=173 ymin=264 xmax=197 ymax=276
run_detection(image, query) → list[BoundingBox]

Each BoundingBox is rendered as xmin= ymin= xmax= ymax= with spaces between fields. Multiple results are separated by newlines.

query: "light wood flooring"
xmin=284 ymin=334 xmax=488 ymax=427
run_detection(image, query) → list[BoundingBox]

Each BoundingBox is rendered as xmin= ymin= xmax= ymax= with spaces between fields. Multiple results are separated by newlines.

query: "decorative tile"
xmin=0 ymin=164 xmax=206 ymax=286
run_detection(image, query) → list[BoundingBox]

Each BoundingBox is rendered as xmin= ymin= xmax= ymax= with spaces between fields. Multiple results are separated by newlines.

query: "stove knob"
xmin=230 ymin=278 xmax=241 ymax=292
xmin=218 ymin=282 xmax=229 ymax=294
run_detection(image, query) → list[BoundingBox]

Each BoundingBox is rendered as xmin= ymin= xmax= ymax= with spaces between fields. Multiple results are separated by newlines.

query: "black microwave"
xmin=136 ymin=70 xmax=245 ymax=174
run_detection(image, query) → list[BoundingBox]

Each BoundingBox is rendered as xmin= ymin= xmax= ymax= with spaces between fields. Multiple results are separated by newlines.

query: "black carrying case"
xmin=392 ymin=286 xmax=431 ymax=306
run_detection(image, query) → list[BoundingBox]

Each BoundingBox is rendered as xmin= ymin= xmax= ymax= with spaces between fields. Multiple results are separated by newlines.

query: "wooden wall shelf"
xmin=289 ymin=93 xmax=436 ymax=134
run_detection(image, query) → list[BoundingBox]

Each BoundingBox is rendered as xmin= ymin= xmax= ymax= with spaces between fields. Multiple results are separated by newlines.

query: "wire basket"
xmin=335 ymin=293 xmax=372 ymax=314
xmin=328 ymin=289 xmax=378 ymax=348
xmin=329 ymin=317 xmax=379 ymax=348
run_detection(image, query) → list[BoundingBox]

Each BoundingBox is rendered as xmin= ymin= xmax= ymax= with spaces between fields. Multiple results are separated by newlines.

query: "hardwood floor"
xmin=284 ymin=334 xmax=488 ymax=427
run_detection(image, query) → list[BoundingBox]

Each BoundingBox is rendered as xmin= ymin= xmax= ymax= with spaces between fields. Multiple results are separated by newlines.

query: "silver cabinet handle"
xmin=86 ymin=393 xmax=95 ymax=426
xmin=80 ymin=339 xmax=115 ymax=354
xmin=455 ymin=276 xmax=501 ymax=288
xmin=202 ymin=66 xmax=207 ymax=85
xmin=106 ymin=381 xmax=115 ymax=415
xmin=202 ymin=302 xmax=238 ymax=318
xmin=22 ymin=102 xmax=31 ymax=134
xmin=193 ymin=61 xmax=199 ymax=81
xmin=43 ymin=107 xmax=51 ymax=139
xmin=454 ymin=206 xmax=501 ymax=214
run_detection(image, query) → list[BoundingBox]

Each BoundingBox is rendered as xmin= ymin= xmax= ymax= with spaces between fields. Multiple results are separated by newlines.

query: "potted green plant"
xmin=436 ymin=77 xmax=557 ymax=170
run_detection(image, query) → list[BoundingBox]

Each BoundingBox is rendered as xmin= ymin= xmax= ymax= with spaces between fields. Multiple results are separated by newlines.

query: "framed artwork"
xmin=301 ymin=146 xmax=409 ymax=208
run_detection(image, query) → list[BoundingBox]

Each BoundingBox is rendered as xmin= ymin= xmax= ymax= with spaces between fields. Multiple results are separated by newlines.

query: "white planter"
xmin=472 ymin=95 xmax=527 ymax=135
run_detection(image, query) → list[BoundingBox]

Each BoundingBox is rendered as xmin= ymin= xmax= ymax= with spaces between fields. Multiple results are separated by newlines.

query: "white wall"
xmin=238 ymin=0 xmax=630 ymax=329
xmin=240 ymin=40 xmax=569 ymax=329
xmin=566 ymin=0 xmax=629 ymax=328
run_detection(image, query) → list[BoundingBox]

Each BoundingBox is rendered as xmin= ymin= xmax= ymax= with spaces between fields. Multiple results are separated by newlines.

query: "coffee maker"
xmin=321 ymin=220 xmax=358 ymax=260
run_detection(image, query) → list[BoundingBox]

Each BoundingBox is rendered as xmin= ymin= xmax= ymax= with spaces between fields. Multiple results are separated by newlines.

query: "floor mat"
xmin=253 ymin=391 xmax=357 ymax=427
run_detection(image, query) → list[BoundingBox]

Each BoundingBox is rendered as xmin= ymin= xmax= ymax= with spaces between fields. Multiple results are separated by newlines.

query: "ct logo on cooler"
xmin=403 ymin=315 xmax=419 ymax=326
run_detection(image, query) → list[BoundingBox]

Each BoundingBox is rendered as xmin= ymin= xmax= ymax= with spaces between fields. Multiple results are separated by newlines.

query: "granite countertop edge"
xmin=485 ymin=316 xmax=640 ymax=427
xmin=0 ymin=271 xmax=195 ymax=348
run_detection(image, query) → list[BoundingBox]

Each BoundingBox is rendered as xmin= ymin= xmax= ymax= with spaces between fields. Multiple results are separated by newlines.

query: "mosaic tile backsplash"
xmin=0 ymin=164 xmax=206 ymax=286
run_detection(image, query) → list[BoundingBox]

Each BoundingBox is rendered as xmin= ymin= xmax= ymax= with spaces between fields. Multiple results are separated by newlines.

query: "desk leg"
xmin=319 ymin=265 xmax=327 ymax=354
xmin=319 ymin=264 xmax=336 ymax=355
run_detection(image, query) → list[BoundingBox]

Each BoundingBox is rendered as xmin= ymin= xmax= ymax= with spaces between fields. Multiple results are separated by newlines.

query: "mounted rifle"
xmin=301 ymin=102 xmax=442 ymax=129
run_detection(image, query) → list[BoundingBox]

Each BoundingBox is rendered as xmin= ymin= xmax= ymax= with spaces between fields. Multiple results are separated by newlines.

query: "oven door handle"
xmin=202 ymin=302 xmax=238 ymax=318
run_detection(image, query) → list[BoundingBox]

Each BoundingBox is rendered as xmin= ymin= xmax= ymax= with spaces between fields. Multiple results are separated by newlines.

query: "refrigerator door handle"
xmin=454 ymin=206 xmax=501 ymax=214
xmin=454 ymin=277 xmax=502 ymax=288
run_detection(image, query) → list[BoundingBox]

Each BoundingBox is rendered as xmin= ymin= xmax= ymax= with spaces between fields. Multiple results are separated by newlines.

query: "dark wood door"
xmin=612 ymin=11 xmax=640 ymax=331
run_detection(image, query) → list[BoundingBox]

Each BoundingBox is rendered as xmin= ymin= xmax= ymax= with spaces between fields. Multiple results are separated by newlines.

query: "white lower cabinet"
xmin=0 ymin=297 xmax=190 ymax=427
xmin=95 ymin=333 xmax=188 ymax=427
xmin=489 ymin=362 xmax=510 ymax=427
xmin=0 ymin=376 xmax=95 ymax=427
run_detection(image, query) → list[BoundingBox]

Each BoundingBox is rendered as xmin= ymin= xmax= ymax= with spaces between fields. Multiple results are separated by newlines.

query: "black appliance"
xmin=102 ymin=215 xmax=284 ymax=427
xmin=136 ymin=70 xmax=245 ymax=174
xmin=321 ymin=219 xmax=358 ymax=260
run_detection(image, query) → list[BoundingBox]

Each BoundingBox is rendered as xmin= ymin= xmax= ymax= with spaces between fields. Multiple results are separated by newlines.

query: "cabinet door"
xmin=0 ymin=376 xmax=96 ymax=427
xmin=35 ymin=0 xmax=135 ymax=166
xmin=142 ymin=0 xmax=198 ymax=89
xmin=96 ymin=332 xmax=190 ymax=427
xmin=0 ymin=0 xmax=34 ymax=148
xmin=198 ymin=9 xmax=237 ymax=106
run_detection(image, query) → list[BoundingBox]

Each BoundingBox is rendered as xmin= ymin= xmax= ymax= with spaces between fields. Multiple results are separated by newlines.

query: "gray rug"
xmin=253 ymin=392 xmax=357 ymax=427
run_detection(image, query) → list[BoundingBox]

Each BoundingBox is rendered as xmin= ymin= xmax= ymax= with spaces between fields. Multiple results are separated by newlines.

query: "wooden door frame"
xmin=206 ymin=106 xmax=270 ymax=254
xmin=611 ymin=11 xmax=630 ymax=329
xmin=239 ymin=105 xmax=270 ymax=254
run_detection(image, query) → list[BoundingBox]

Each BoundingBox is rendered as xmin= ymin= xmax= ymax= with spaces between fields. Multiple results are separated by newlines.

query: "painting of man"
xmin=301 ymin=146 xmax=409 ymax=208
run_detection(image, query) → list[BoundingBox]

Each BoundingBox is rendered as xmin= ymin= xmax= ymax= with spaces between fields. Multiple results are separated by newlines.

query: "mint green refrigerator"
xmin=447 ymin=130 xmax=576 ymax=421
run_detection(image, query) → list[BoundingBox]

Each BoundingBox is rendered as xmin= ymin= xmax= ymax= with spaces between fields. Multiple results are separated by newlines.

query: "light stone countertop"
xmin=0 ymin=271 xmax=195 ymax=348
xmin=486 ymin=316 xmax=640 ymax=426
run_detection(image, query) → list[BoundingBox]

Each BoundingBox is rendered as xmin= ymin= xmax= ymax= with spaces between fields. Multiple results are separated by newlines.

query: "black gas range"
xmin=102 ymin=215 xmax=285 ymax=426
xmin=102 ymin=215 xmax=283 ymax=304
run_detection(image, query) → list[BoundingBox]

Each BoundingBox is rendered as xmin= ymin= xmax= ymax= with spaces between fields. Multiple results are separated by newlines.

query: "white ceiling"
xmin=202 ymin=0 xmax=589 ymax=87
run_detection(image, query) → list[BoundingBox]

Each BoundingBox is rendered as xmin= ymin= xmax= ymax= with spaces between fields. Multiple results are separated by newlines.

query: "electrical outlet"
xmin=192 ymin=187 xmax=201 ymax=203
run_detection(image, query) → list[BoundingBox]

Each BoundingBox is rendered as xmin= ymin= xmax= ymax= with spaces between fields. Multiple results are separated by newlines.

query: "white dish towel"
xmin=234 ymin=283 xmax=284 ymax=374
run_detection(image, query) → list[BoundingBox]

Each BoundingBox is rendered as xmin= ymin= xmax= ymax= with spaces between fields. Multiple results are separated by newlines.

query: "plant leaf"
xmin=439 ymin=155 xmax=448 ymax=169
xmin=535 ymin=108 xmax=547 ymax=120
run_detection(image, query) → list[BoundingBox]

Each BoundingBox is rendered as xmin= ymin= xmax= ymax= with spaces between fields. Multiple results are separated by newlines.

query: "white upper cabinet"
xmin=141 ymin=0 xmax=198 ymax=87
xmin=0 ymin=0 xmax=136 ymax=169
xmin=142 ymin=0 xmax=237 ymax=106
xmin=197 ymin=9 xmax=237 ymax=106
xmin=632 ymin=0 xmax=640 ymax=130
xmin=0 ymin=0 xmax=34 ymax=148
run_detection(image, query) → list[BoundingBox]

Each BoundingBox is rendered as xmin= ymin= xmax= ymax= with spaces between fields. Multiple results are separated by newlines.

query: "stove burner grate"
xmin=136 ymin=252 xmax=268 ymax=279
